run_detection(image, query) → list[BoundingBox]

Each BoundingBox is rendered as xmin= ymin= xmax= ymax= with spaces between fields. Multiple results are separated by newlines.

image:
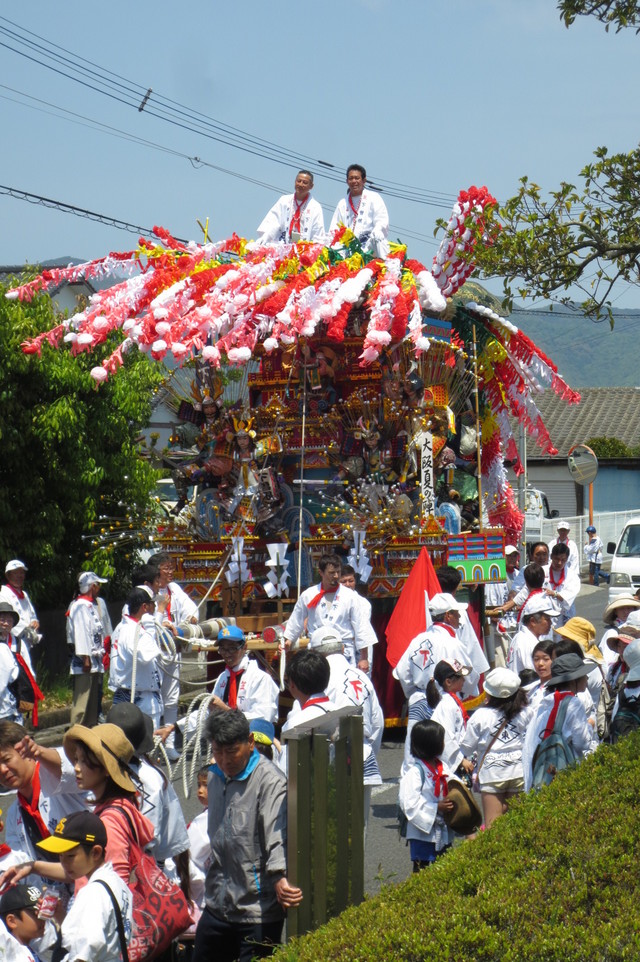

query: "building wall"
xmin=525 ymin=463 xmax=578 ymax=518
xmin=593 ymin=464 xmax=640 ymax=512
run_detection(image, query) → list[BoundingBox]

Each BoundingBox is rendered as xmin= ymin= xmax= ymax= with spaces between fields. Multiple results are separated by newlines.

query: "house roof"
xmin=529 ymin=387 xmax=640 ymax=459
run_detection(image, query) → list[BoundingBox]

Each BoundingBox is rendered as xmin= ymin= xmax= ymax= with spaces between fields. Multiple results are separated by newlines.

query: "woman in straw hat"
xmin=62 ymin=723 xmax=154 ymax=884
xmin=555 ymin=617 xmax=605 ymax=732
xmin=599 ymin=596 xmax=640 ymax=667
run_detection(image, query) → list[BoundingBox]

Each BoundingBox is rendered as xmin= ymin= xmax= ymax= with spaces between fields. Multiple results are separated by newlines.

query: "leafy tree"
xmin=471 ymin=4 xmax=640 ymax=322
xmin=586 ymin=436 xmax=634 ymax=458
xmin=559 ymin=0 xmax=640 ymax=31
xmin=0 ymin=279 xmax=164 ymax=607
xmin=473 ymin=146 xmax=640 ymax=323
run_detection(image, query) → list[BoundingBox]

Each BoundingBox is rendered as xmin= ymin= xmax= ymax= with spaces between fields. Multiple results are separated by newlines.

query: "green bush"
xmin=275 ymin=735 xmax=640 ymax=961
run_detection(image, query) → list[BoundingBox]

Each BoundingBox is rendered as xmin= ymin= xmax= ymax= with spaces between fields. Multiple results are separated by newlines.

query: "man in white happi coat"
xmin=210 ymin=624 xmax=279 ymax=724
xmin=67 ymin=571 xmax=109 ymax=728
xmin=256 ymin=170 xmax=325 ymax=245
xmin=308 ymin=625 xmax=383 ymax=830
xmin=0 ymin=721 xmax=86 ymax=864
xmin=329 ymin=164 xmax=389 ymax=258
xmin=485 ymin=545 xmax=522 ymax=666
xmin=284 ymin=554 xmax=377 ymax=672
xmin=544 ymin=543 xmax=581 ymax=627
xmin=434 ymin=566 xmax=489 ymax=694
xmin=547 ymin=520 xmax=579 ymax=573
xmin=395 ymin=592 xmax=470 ymax=774
xmin=109 ymin=587 xmax=164 ymax=728
xmin=506 ymin=595 xmax=555 ymax=675
xmin=0 ymin=561 xmax=41 ymax=657
xmin=150 ymin=551 xmax=198 ymax=759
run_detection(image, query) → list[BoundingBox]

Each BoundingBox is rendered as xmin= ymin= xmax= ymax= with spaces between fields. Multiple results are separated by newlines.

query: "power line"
xmin=0 ymin=184 xmax=185 ymax=241
xmin=0 ymin=15 xmax=460 ymax=209
xmin=0 ymin=84 xmax=439 ymax=248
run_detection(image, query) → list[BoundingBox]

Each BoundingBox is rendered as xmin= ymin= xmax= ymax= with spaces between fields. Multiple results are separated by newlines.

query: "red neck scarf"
xmin=307 ymin=585 xmax=337 ymax=610
xmin=226 ymin=668 xmax=245 ymax=709
xmin=423 ymin=759 xmax=448 ymax=797
xmin=301 ymin=695 xmax=330 ymax=710
xmin=549 ymin=567 xmax=566 ymax=589
xmin=0 ymin=843 xmax=10 ymax=858
xmin=289 ymin=196 xmax=307 ymax=239
xmin=543 ymin=690 xmax=573 ymax=739
xmin=10 ymin=644 xmax=44 ymax=725
xmin=438 ymin=623 xmax=457 ymax=638
xmin=6 ymin=583 xmax=24 ymax=600
xmin=17 ymin=762 xmax=50 ymax=839
xmin=348 ymin=193 xmax=361 ymax=225
xmin=449 ymin=692 xmax=469 ymax=726
xmin=517 ymin=588 xmax=543 ymax=624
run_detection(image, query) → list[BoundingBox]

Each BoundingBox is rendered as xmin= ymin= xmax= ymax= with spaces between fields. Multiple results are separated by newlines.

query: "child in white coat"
xmin=398 ymin=720 xmax=454 ymax=871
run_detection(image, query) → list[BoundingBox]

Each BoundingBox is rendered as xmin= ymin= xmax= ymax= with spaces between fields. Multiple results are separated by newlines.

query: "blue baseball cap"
xmin=586 ymin=525 xmax=596 ymax=533
xmin=250 ymin=718 xmax=275 ymax=745
xmin=218 ymin=624 xmax=245 ymax=644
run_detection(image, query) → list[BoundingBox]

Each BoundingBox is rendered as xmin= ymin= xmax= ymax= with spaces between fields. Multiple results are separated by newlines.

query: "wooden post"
xmin=312 ymin=733 xmax=329 ymax=927
xmin=287 ymin=735 xmax=312 ymax=937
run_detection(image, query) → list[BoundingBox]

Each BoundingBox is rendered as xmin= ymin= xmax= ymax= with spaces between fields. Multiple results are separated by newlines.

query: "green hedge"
xmin=275 ymin=735 xmax=640 ymax=961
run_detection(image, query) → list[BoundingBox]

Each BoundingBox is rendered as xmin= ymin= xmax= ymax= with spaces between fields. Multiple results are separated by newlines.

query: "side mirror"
xmin=550 ymin=510 xmax=559 ymax=518
xmin=607 ymin=542 xmax=616 ymax=554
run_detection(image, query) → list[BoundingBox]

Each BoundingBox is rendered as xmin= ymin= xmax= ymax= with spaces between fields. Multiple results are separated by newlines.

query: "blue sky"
xmin=2 ymin=1 xmax=639 ymax=306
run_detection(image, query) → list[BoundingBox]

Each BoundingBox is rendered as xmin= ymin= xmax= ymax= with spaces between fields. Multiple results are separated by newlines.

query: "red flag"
xmin=385 ymin=547 xmax=442 ymax=668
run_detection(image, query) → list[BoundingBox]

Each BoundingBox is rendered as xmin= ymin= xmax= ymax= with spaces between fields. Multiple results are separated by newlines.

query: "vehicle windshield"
xmin=616 ymin=525 xmax=640 ymax=557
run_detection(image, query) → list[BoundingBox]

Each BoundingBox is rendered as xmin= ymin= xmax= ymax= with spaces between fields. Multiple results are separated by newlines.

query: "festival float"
xmin=9 ymin=186 xmax=580 ymax=722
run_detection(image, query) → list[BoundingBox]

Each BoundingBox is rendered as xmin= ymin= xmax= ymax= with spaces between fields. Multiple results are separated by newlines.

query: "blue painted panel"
xmin=593 ymin=466 xmax=640 ymax=512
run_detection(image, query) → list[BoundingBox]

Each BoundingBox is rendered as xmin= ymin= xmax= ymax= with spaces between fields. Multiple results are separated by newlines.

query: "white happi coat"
xmin=212 ymin=654 xmax=279 ymax=723
xmin=326 ymin=652 xmax=383 ymax=784
xmin=284 ymin=583 xmax=377 ymax=666
xmin=329 ymin=188 xmax=389 ymax=257
xmin=256 ymin=192 xmax=325 ymax=244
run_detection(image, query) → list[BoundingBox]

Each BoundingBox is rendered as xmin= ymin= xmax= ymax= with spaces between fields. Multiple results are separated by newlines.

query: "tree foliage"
xmin=0 ymin=279 xmax=164 ymax=607
xmin=473 ymin=146 xmax=640 ymax=323
xmin=559 ymin=0 xmax=640 ymax=31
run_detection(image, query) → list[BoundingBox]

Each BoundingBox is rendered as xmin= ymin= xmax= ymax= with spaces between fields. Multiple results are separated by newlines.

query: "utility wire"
xmin=0 ymin=15 xmax=459 ymax=208
xmin=0 ymin=84 xmax=440 ymax=248
xmin=0 ymin=184 xmax=185 ymax=241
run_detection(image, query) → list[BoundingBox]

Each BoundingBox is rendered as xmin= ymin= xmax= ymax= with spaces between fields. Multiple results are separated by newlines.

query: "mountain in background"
xmin=513 ymin=304 xmax=639 ymax=388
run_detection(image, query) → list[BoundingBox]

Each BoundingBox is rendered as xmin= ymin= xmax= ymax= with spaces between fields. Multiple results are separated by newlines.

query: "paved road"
xmin=0 ymin=580 xmax=613 ymax=897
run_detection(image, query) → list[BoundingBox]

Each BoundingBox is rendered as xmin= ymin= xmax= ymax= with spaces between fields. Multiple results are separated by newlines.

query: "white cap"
xmin=522 ymin=594 xmax=555 ymax=618
xmin=428 ymin=592 xmax=468 ymax=616
xmin=504 ymin=545 xmax=519 ymax=556
xmin=308 ymin=625 xmax=342 ymax=649
xmin=556 ymin=520 xmax=571 ymax=531
xmin=619 ymin=609 xmax=640 ymax=638
xmin=5 ymin=560 xmax=27 ymax=574
xmin=78 ymin=571 xmax=108 ymax=593
xmin=483 ymin=667 xmax=521 ymax=699
xmin=624 ymin=639 xmax=640 ymax=682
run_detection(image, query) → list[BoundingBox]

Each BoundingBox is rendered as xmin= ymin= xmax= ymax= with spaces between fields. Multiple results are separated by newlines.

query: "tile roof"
xmin=528 ymin=387 xmax=640 ymax=459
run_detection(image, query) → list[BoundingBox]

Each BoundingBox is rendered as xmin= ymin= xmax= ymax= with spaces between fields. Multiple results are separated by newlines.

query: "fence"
xmin=285 ymin=712 xmax=364 ymax=937
xmin=540 ymin=509 xmax=640 ymax=571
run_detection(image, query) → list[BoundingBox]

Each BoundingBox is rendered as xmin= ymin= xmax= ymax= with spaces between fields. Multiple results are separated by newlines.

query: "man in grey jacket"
xmin=193 ymin=710 xmax=302 ymax=962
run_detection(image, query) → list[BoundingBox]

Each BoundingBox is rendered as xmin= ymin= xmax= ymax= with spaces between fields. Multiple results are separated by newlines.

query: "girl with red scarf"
xmin=398 ymin=720 xmax=454 ymax=871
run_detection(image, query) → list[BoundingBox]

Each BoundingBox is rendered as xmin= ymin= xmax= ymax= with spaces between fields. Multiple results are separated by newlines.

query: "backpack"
xmin=608 ymin=690 xmax=640 ymax=743
xmin=531 ymin=697 xmax=578 ymax=789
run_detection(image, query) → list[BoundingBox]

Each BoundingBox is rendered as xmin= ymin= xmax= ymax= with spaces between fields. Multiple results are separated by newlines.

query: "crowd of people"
xmin=1 ymin=541 xmax=639 ymax=961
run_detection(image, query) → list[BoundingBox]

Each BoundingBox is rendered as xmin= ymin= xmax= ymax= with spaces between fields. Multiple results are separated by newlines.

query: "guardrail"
xmin=540 ymin=509 xmax=640 ymax=571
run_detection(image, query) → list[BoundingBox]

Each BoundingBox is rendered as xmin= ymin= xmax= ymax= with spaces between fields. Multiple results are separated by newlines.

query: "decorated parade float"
xmin=9 ymin=186 xmax=580 ymax=722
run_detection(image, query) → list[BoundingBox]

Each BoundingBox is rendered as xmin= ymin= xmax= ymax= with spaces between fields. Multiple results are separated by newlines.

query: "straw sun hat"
xmin=63 ymin=723 xmax=137 ymax=793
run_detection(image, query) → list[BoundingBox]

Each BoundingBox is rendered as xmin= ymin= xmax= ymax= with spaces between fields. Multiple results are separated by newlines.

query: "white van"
xmin=607 ymin=516 xmax=640 ymax=601
xmin=525 ymin=487 xmax=558 ymax=544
